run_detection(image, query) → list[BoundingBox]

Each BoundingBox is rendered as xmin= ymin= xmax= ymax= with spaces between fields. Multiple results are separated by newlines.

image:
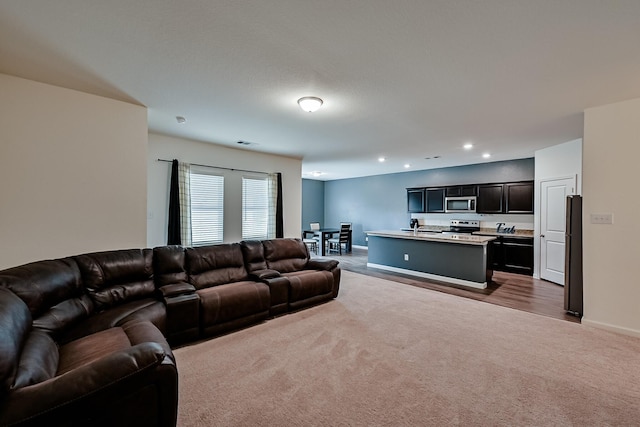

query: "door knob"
xmin=540 ymin=234 xmax=545 ymax=238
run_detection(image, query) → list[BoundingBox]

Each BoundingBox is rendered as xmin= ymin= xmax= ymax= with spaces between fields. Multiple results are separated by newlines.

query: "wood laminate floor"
xmin=317 ymin=247 xmax=580 ymax=323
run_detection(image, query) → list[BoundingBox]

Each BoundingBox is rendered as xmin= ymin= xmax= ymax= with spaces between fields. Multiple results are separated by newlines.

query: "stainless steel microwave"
xmin=445 ymin=196 xmax=476 ymax=213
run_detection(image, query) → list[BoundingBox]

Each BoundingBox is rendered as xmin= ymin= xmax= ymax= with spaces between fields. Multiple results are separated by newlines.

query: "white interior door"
xmin=540 ymin=177 xmax=576 ymax=284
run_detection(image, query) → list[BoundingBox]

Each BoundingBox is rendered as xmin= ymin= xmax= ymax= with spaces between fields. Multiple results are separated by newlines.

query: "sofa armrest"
xmin=1 ymin=342 xmax=178 ymax=427
xmin=159 ymin=283 xmax=200 ymax=344
xmin=307 ymin=259 xmax=339 ymax=271
xmin=249 ymin=269 xmax=281 ymax=280
xmin=158 ymin=281 xmax=196 ymax=298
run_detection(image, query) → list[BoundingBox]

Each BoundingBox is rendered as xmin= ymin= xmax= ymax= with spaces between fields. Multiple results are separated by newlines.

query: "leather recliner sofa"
xmin=0 ymin=238 xmax=340 ymax=426
xmin=0 ymin=254 xmax=178 ymax=427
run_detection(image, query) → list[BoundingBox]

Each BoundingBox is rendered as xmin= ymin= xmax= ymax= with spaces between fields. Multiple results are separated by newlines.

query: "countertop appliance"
xmin=445 ymin=196 xmax=476 ymax=213
xmin=409 ymin=218 xmax=419 ymax=229
xmin=402 ymin=219 xmax=481 ymax=234
xmin=564 ymin=195 xmax=583 ymax=316
xmin=445 ymin=220 xmax=480 ymax=234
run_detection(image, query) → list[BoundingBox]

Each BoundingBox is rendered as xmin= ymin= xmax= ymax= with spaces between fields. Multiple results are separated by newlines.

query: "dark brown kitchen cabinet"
xmin=502 ymin=237 xmax=534 ymax=275
xmin=505 ymin=182 xmax=534 ymax=213
xmin=425 ymin=188 xmax=445 ymax=212
xmin=407 ymin=188 xmax=425 ymax=212
xmin=408 ymin=180 xmax=533 ymax=214
xmin=445 ymin=185 xmax=477 ymax=197
xmin=477 ymin=181 xmax=533 ymax=214
xmin=477 ymin=184 xmax=503 ymax=213
xmin=487 ymin=236 xmax=533 ymax=276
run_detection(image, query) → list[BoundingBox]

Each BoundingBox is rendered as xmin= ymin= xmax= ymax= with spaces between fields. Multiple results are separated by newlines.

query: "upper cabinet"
xmin=504 ymin=182 xmax=534 ymax=213
xmin=408 ymin=180 xmax=533 ymax=215
xmin=425 ymin=188 xmax=445 ymax=213
xmin=407 ymin=188 xmax=425 ymax=212
xmin=477 ymin=181 xmax=534 ymax=214
xmin=445 ymin=185 xmax=477 ymax=197
xmin=407 ymin=187 xmax=446 ymax=213
xmin=477 ymin=184 xmax=504 ymax=213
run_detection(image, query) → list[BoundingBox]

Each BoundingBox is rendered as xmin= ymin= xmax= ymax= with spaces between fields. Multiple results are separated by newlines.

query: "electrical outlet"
xmin=404 ymin=254 xmax=409 ymax=261
xmin=590 ymin=213 xmax=613 ymax=224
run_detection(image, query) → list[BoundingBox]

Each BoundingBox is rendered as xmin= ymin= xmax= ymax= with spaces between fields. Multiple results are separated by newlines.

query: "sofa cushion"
xmin=197 ymin=281 xmax=270 ymax=327
xmin=58 ymin=298 xmax=165 ymax=344
xmin=57 ymin=320 xmax=172 ymax=376
xmin=13 ymin=329 xmax=59 ymax=389
xmin=239 ymin=240 xmax=268 ymax=273
xmin=57 ymin=327 xmax=132 ymax=375
xmin=263 ymin=239 xmax=309 ymax=273
xmin=75 ymin=249 xmax=154 ymax=311
xmin=282 ymin=270 xmax=334 ymax=302
xmin=153 ymin=245 xmax=187 ymax=287
xmin=0 ymin=287 xmax=32 ymax=396
xmin=0 ymin=258 xmax=90 ymax=338
xmin=0 ymin=258 xmax=83 ymax=318
xmin=32 ymin=296 xmax=93 ymax=337
xmin=186 ymin=243 xmax=249 ymax=289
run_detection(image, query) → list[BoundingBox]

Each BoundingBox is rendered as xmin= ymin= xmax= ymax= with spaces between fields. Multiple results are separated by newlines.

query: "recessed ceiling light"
xmin=378 ymin=157 xmax=386 ymax=162
xmin=176 ymin=116 xmax=186 ymax=124
xmin=297 ymin=96 xmax=323 ymax=112
xmin=463 ymin=143 xmax=473 ymax=150
xmin=308 ymin=171 xmax=325 ymax=177
xmin=482 ymin=153 xmax=491 ymax=159
xmin=404 ymin=164 xmax=411 ymax=169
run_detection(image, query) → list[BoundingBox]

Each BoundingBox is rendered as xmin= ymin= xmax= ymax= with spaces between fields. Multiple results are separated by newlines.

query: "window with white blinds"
xmin=189 ymin=171 xmax=224 ymax=246
xmin=242 ymin=177 xmax=268 ymax=240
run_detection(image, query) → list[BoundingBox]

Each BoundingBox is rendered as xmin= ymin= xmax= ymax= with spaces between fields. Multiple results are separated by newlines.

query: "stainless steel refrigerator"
xmin=564 ymin=195 xmax=583 ymax=316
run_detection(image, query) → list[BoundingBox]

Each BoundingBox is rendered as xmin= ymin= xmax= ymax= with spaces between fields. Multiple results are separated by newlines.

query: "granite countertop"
xmin=367 ymin=230 xmax=496 ymax=245
xmin=473 ymin=228 xmax=534 ymax=238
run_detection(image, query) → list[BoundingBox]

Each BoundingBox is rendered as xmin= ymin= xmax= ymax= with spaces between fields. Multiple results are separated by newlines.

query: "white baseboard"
xmin=352 ymin=244 xmax=368 ymax=250
xmin=581 ymin=318 xmax=640 ymax=338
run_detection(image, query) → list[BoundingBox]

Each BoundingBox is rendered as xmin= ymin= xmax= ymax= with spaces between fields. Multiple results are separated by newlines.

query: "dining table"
xmin=302 ymin=228 xmax=352 ymax=256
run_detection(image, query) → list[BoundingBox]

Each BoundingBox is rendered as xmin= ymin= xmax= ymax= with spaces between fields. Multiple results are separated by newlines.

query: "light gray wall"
xmin=583 ymin=97 xmax=640 ymax=337
xmin=147 ymin=133 xmax=303 ymax=247
xmin=302 ymin=179 xmax=325 ymax=229
xmin=324 ymin=158 xmax=534 ymax=246
xmin=0 ymin=74 xmax=148 ymax=270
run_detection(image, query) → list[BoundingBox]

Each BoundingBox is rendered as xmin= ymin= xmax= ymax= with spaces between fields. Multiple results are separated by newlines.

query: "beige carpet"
xmin=174 ymin=271 xmax=640 ymax=426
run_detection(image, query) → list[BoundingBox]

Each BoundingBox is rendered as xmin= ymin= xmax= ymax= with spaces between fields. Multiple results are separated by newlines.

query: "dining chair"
xmin=303 ymin=222 xmax=321 ymax=255
xmin=328 ymin=223 xmax=351 ymax=255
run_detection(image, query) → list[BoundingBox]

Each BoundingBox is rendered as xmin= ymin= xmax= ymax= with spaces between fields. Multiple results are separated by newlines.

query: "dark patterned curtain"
xmin=276 ymin=172 xmax=284 ymax=238
xmin=167 ymin=159 xmax=181 ymax=245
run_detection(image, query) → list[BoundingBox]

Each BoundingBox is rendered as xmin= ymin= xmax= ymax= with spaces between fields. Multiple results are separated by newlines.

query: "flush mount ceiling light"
xmin=297 ymin=96 xmax=323 ymax=112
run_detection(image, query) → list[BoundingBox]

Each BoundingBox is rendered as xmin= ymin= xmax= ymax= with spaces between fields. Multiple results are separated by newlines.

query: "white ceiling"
xmin=1 ymin=1 xmax=640 ymax=180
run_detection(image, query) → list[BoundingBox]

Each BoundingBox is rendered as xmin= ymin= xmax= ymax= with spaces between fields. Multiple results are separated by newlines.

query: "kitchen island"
xmin=366 ymin=230 xmax=496 ymax=289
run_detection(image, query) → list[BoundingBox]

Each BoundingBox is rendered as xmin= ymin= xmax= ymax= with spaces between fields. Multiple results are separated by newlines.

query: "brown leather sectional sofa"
xmin=0 ymin=238 xmax=340 ymax=427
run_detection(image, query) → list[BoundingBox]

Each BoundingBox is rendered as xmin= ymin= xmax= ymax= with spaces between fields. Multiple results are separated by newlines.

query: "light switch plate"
xmin=404 ymin=254 xmax=409 ymax=261
xmin=590 ymin=213 xmax=613 ymax=224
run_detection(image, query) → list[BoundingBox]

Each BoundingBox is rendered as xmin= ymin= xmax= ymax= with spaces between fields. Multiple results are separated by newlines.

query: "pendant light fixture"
xmin=297 ymin=96 xmax=323 ymax=112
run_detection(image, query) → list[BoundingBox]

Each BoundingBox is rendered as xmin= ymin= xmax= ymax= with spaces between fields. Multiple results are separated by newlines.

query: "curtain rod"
xmin=157 ymin=158 xmax=269 ymax=175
